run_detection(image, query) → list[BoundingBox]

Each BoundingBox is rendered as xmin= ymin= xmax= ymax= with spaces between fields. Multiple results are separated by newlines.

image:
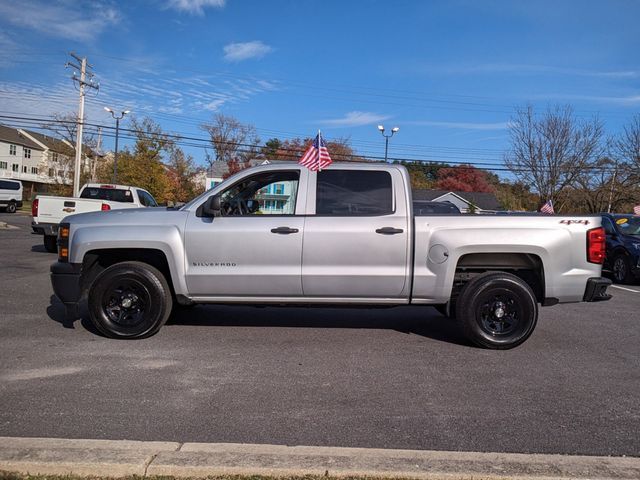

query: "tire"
xmin=456 ymin=272 xmax=538 ymax=350
xmin=87 ymin=261 xmax=173 ymax=339
xmin=6 ymin=201 xmax=16 ymax=213
xmin=44 ymin=235 xmax=58 ymax=253
xmin=612 ymin=254 xmax=633 ymax=284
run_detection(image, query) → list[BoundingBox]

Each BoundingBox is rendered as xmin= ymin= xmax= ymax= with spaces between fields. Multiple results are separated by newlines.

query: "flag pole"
xmin=318 ymin=129 xmax=322 ymax=172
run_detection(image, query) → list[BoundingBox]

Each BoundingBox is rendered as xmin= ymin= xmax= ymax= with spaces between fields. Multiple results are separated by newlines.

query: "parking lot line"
xmin=610 ymin=285 xmax=640 ymax=293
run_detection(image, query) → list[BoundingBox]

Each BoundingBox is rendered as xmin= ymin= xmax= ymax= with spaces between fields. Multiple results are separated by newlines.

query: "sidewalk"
xmin=1 ymin=437 xmax=639 ymax=479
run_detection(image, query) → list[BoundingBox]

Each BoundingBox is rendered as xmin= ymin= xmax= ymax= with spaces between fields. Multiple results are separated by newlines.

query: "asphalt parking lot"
xmin=1 ymin=211 xmax=639 ymax=457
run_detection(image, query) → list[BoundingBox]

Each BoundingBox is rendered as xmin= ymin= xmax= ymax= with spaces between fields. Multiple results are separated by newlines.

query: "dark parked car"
xmin=412 ymin=200 xmax=461 ymax=215
xmin=601 ymin=213 xmax=640 ymax=284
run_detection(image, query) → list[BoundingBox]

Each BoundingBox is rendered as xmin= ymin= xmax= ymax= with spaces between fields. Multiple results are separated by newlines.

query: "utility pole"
xmin=66 ymin=53 xmax=98 ymax=197
xmin=607 ymin=160 xmax=618 ymax=214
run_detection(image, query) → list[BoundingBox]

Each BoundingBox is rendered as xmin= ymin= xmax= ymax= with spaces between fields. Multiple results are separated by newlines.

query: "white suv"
xmin=0 ymin=179 xmax=23 ymax=213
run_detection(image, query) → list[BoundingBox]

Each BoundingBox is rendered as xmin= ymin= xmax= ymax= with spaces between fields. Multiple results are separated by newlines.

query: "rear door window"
xmin=137 ymin=190 xmax=158 ymax=207
xmin=316 ymin=170 xmax=393 ymax=216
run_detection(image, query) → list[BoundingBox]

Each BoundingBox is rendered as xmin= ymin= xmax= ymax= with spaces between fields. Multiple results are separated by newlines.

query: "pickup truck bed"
xmin=50 ymin=162 xmax=611 ymax=348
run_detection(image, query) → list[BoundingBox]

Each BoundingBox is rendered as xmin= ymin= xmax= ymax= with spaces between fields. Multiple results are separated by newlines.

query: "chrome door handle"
xmin=271 ymin=226 xmax=299 ymax=234
xmin=376 ymin=227 xmax=404 ymax=235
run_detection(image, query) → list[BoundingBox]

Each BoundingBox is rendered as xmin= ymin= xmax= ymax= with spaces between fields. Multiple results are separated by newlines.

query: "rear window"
xmin=80 ymin=187 xmax=134 ymax=203
xmin=316 ymin=170 xmax=393 ymax=216
xmin=0 ymin=180 xmax=21 ymax=191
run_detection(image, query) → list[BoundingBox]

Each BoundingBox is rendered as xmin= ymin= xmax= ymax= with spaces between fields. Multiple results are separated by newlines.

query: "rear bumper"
xmin=32 ymin=221 xmax=58 ymax=236
xmin=583 ymin=277 xmax=612 ymax=302
xmin=50 ymin=261 xmax=82 ymax=318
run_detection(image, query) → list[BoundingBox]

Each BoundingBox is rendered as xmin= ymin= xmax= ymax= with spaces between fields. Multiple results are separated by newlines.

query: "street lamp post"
xmin=377 ymin=125 xmax=399 ymax=162
xmin=104 ymin=107 xmax=130 ymax=183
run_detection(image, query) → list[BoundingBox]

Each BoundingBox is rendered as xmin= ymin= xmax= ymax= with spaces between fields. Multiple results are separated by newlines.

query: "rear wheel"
xmin=44 ymin=235 xmax=57 ymax=253
xmin=612 ymin=254 xmax=633 ymax=284
xmin=456 ymin=272 xmax=538 ymax=349
xmin=88 ymin=261 xmax=173 ymax=339
xmin=6 ymin=201 xmax=16 ymax=213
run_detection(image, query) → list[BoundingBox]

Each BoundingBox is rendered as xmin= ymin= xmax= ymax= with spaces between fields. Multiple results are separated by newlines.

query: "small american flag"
xmin=634 ymin=205 xmax=640 ymax=215
xmin=299 ymin=132 xmax=333 ymax=171
xmin=540 ymin=199 xmax=554 ymax=214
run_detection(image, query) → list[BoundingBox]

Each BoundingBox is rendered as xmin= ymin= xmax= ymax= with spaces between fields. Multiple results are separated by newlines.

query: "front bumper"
xmin=583 ymin=277 xmax=612 ymax=302
xmin=32 ymin=222 xmax=59 ymax=236
xmin=51 ymin=261 xmax=82 ymax=318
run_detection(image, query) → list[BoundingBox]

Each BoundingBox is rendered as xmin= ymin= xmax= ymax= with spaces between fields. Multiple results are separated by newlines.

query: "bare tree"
xmin=505 ymin=105 xmax=604 ymax=210
xmin=200 ymin=114 xmax=260 ymax=175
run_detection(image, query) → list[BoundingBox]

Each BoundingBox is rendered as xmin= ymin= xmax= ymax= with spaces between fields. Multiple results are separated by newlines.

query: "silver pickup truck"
xmin=50 ymin=162 xmax=611 ymax=348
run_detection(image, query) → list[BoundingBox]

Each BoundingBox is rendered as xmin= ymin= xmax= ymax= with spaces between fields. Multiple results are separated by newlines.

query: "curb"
xmin=0 ymin=437 xmax=639 ymax=479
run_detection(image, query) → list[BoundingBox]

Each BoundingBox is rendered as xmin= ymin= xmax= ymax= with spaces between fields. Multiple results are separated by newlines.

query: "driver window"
xmin=218 ymin=171 xmax=300 ymax=216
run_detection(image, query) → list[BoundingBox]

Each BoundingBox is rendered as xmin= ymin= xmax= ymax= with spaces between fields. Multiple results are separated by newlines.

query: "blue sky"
xmin=0 ymin=0 xmax=638 ymax=173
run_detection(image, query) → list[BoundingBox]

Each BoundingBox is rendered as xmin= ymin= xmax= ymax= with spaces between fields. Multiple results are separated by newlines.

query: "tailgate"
xmin=36 ymin=197 xmax=107 ymax=224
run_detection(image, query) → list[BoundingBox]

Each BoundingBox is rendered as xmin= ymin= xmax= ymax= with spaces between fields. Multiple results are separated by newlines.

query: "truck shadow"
xmin=46 ymin=297 xmax=469 ymax=346
xmin=168 ymin=304 xmax=470 ymax=347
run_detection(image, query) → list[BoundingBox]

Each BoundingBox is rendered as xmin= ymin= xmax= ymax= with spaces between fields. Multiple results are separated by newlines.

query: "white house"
xmin=0 ymin=124 xmax=99 ymax=199
xmin=413 ymin=189 xmax=501 ymax=214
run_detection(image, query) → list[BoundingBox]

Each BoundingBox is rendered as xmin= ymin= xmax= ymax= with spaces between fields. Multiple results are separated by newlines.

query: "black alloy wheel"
xmin=88 ymin=261 xmax=173 ymax=339
xmin=456 ymin=271 xmax=538 ymax=349
xmin=612 ymin=255 xmax=632 ymax=284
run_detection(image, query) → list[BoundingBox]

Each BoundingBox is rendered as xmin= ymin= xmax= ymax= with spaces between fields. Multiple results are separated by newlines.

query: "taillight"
xmin=58 ymin=223 xmax=70 ymax=262
xmin=101 ymin=203 xmax=111 ymax=211
xmin=587 ymin=227 xmax=605 ymax=264
xmin=32 ymin=198 xmax=39 ymax=217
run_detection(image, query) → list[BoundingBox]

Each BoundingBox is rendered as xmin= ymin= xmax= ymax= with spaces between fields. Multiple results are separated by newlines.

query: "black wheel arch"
xmin=81 ymin=248 xmax=176 ymax=300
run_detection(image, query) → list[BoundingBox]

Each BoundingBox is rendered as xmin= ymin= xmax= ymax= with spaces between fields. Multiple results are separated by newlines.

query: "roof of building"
xmin=20 ymin=129 xmax=71 ymax=154
xmin=0 ymin=125 xmax=44 ymax=150
xmin=413 ymin=189 xmax=501 ymax=211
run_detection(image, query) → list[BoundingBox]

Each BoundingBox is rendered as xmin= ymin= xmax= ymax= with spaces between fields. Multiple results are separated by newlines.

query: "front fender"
xmin=69 ymin=225 xmax=188 ymax=296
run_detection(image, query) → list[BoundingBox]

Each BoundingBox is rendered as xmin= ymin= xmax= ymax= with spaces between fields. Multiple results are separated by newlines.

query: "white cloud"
xmin=165 ymin=0 xmax=225 ymax=15
xmin=405 ymin=120 xmax=509 ymax=130
xmin=223 ymin=41 xmax=273 ymax=62
xmin=428 ymin=63 xmax=639 ymax=78
xmin=531 ymin=93 xmax=640 ymax=106
xmin=0 ymin=1 xmax=120 ymax=41
xmin=319 ymin=111 xmax=391 ymax=127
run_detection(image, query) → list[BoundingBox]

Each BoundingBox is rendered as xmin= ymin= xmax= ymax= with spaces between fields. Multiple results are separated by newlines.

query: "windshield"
xmin=613 ymin=216 xmax=640 ymax=235
xmin=80 ymin=187 xmax=134 ymax=203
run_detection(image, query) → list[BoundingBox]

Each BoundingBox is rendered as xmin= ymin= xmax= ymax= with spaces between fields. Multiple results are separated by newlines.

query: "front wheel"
xmin=44 ymin=235 xmax=57 ymax=253
xmin=88 ymin=261 xmax=173 ymax=339
xmin=456 ymin=272 xmax=538 ymax=349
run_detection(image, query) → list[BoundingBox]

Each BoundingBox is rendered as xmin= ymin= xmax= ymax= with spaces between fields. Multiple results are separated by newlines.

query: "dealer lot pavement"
xmin=1 ymin=212 xmax=639 ymax=457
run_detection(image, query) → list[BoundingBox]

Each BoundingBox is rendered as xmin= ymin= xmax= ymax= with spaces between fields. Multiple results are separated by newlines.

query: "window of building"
xmin=51 ymin=152 xmax=58 ymax=162
xmin=24 ymin=148 xmax=31 ymax=159
xmin=9 ymin=144 xmax=16 ymax=156
xmin=57 ymin=170 xmax=64 ymax=177
xmin=22 ymin=166 xmax=28 ymax=173
xmin=48 ymin=168 xmax=54 ymax=177
xmin=316 ymin=170 xmax=393 ymax=216
xmin=0 ymin=161 xmax=7 ymax=169
xmin=12 ymin=164 xmax=19 ymax=172
xmin=31 ymin=167 xmax=38 ymax=174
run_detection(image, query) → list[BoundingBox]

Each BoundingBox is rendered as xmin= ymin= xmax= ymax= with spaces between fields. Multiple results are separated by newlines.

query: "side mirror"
xmin=202 ymin=195 xmax=221 ymax=218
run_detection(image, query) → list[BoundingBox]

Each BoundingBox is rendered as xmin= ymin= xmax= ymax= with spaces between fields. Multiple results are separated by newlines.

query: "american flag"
xmin=634 ymin=205 xmax=640 ymax=215
xmin=299 ymin=132 xmax=333 ymax=171
xmin=540 ymin=199 xmax=554 ymax=214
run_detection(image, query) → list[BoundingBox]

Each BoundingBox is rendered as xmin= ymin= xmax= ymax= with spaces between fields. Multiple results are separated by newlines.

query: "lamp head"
xmin=392 ymin=127 xmax=399 ymax=133
xmin=122 ymin=110 xmax=130 ymax=115
xmin=104 ymin=107 xmax=113 ymax=113
xmin=377 ymin=125 xmax=384 ymax=132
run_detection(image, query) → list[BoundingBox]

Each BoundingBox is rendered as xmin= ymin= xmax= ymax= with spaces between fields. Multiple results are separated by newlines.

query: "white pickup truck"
xmin=50 ymin=163 xmax=611 ymax=349
xmin=32 ymin=183 xmax=157 ymax=252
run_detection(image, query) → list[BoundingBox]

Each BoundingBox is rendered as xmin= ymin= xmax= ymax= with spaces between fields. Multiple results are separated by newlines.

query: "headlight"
xmin=632 ymin=242 xmax=640 ymax=251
